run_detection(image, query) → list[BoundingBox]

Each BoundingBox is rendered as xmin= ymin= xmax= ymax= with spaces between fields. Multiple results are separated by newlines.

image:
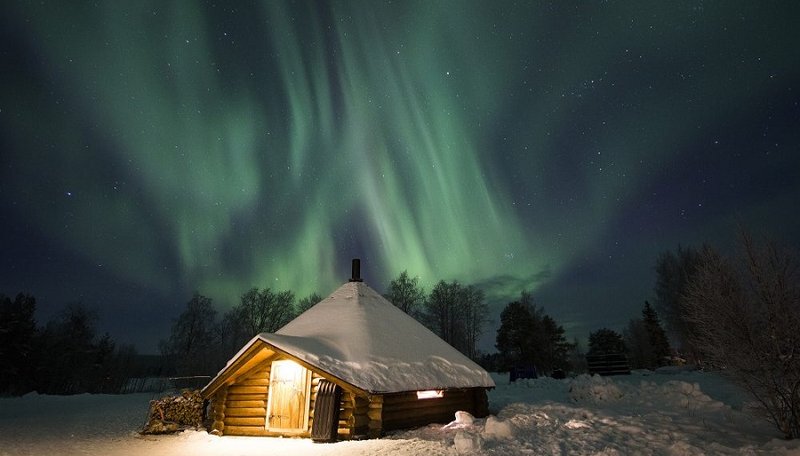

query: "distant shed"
xmin=201 ymin=262 xmax=494 ymax=440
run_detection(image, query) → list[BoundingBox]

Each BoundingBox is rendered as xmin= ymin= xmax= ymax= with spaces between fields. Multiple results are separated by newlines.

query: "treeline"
xmin=157 ymin=288 xmax=322 ymax=377
xmin=159 ymin=274 xmax=494 ymax=377
xmin=586 ymin=300 xmax=671 ymax=370
xmin=0 ymin=296 xmax=145 ymax=395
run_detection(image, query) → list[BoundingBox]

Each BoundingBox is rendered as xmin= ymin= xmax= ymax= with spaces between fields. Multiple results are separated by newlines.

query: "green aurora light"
xmin=2 ymin=1 xmax=798 ymax=349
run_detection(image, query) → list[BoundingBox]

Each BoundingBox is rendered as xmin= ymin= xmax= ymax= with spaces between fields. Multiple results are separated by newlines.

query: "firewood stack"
xmin=142 ymin=389 xmax=205 ymax=434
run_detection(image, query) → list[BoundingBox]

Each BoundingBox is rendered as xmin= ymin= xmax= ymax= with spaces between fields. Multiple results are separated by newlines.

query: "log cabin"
xmin=201 ymin=260 xmax=494 ymax=441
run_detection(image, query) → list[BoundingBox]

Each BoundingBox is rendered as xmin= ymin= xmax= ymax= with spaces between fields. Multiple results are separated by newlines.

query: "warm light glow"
xmin=416 ymin=390 xmax=444 ymax=400
xmin=273 ymin=360 xmax=304 ymax=381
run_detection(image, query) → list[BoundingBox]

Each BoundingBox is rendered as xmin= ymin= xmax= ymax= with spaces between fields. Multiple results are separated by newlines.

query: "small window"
xmin=416 ymin=390 xmax=444 ymax=400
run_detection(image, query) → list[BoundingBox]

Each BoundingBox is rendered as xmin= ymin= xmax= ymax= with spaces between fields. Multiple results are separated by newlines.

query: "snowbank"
xmin=1 ymin=370 xmax=799 ymax=455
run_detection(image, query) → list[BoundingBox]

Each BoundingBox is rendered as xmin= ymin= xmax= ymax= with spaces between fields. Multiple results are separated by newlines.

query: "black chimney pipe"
xmin=349 ymin=258 xmax=363 ymax=282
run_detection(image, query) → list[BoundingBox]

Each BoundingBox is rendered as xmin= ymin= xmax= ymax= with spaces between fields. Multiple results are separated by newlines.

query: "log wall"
xmin=381 ymin=388 xmax=489 ymax=432
xmin=210 ymin=358 xmax=489 ymax=439
xmin=219 ymin=360 xmax=271 ymax=436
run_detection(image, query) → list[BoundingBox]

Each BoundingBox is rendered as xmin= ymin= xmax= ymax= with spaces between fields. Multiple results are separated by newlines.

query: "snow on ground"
xmin=1 ymin=370 xmax=799 ymax=456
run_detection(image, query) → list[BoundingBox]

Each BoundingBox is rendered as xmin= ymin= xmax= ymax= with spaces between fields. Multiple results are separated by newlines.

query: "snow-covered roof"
xmin=210 ymin=281 xmax=495 ymax=394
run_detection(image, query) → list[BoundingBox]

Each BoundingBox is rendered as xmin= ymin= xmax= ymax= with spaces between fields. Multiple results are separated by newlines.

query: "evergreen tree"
xmin=495 ymin=292 xmax=573 ymax=374
xmin=540 ymin=315 xmax=573 ymax=373
xmin=495 ymin=300 xmax=536 ymax=370
xmin=588 ymin=328 xmax=626 ymax=355
xmin=37 ymin=303 xmax=102 ymax=394
xmin=624 ymin=318 xmax=651 ymax=369
xmin=0 ymin=293 xmax=38 ymax=395
xmin=641 ymin=301 xmax=671 ymax=366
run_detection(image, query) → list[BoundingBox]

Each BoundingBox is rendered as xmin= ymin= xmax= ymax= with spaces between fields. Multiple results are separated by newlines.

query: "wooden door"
xmin=266 ymin=360 xmax=310 ymax=432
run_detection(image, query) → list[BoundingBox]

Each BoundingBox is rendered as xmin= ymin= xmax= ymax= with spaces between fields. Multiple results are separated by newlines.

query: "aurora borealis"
xmin=1 ymin=1 xmax=798 ymax=352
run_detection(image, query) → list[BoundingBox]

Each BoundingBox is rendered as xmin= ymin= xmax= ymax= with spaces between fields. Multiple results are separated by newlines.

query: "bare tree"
xmin=682 ymin=233 xmax=800 ymax=439
xmin=424 ymin=280 xmax=462 ymax=349
xmin=385 ymin=270 xmax=425 ymax=319
xmin=296 ymin=292 xmax=323 ymax=314
xmin=460 ymin=285 xmax=489 ymax=360
xmin=160 ymin=293 xmax=218 ymax=376
xmin=654 ymin=245 xmax=703 ymax=358
xmin=234 ymin=288 xmax=296 ymax=335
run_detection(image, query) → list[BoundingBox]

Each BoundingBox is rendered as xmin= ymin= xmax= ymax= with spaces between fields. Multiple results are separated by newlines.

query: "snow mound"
xmin=482 ymin=416 xmax=514 ymax=439
xmin=4 ymin=371 xmax=800 ymax=455
xmin=442 ymin=411 xmax=475 ymax=430
xmin=568 ymin=374 xmax=624 ymax=404
xmin=453 ymin=431 xmax=483 ymax=454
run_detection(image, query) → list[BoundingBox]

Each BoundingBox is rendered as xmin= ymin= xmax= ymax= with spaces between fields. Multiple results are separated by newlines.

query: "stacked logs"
xmin=142 ymin=389 xmax=205 ymax=434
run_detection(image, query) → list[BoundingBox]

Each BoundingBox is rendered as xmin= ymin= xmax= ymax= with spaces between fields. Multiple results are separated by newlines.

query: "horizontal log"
xmin=227 ymin=400 xmax=266 ymax=408
xmin=224 ymin=426 xmax=270 ymax=437
xmin=383 ymin=405 xmax=457 ymax=419
xmin=225 ymin=417 xmax=266 ymax=426
xmin=227 ymin=393 xmax=266 ymax=402
xmin=383 ymin=398 xmax=472 ymax=413
xmin=224 ymin=407 xmax=266 ymax=417
xmin=238 ymin=377 xmax=270 ymax=387
xmin=382 ymin=391 xmax=468 ymax=405
xmin=367 ymin=420 xmax=382 ymax=430
xmin=348 ymin=414 xmax=369 ymax=428
xmin=384 ymin=403 xmax=470 ymax=417
xmin=228 ymin=385 xmax=267 ymax=395
xmin=367 ymin=409 xmax=382 ymax=420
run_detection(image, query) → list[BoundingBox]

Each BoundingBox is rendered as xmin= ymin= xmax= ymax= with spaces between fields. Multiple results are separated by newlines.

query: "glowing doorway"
xmin=265 ymin=360 xmax=311 ymax=432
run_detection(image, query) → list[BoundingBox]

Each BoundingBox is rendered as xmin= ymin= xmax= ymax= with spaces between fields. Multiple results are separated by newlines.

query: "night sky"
xmin=1 ymin=1 xmax=798 ymax=354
